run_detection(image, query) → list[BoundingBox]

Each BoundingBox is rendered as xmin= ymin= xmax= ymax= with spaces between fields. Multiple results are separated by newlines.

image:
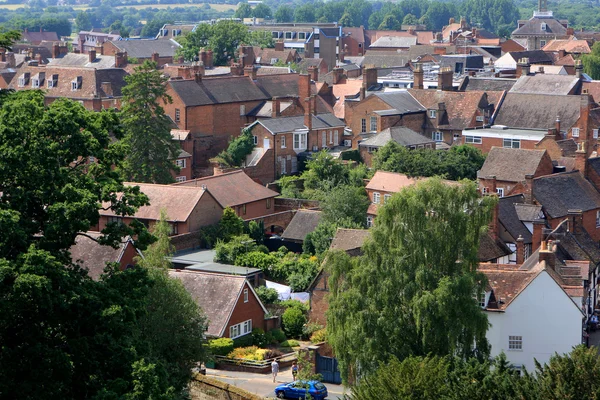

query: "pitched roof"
xmin=366 ymin=171 xmax=420 ymax=192
xmin=101 ymin=183 xmax=214 ymax=222
xmin=281 ymin=210 xmax=322 ymax=242
xmin=169 ymin=76 xmax=268 ymax=106
xmin=168 ymin=270 xmax=256 ymax=337
xmin=479 ymin=267 xmax=539 ymax=309
xmin=373 ymin=91 xmax=426 ymax=114
xmin=477 ymin=147 xmax=549 ymax=182
xmin=255 ymin=48 xmax=297 ymax=65
xmin=370 ymin=36 xmax=417 ymax=48
xmin=359 ymin=126 xmax=434 ymax=148
xmin=173 ymin=170 xmax=278 ymax=208
xmin=254 ymin=113 xmax=344 ymax=134
xmin=329 ymin=228 xmax=370 ymax=252
xmin=534 ymin=171 xmax=600 ymax=218
xmin=21 ymin=30 xmax=59 ymax=44
xmin=171 ymin=129 xmax=191 ymax=141
xmin=498 ymin=194 xmax=534 ymax=244
xmin=542 ymin=39 xmax=591 ymax=53
xmin=478 ymin=233 xmax=513 ymax=262
xmin=47 ymin=53 xmax=116 ymax=69
xmin=70 ymin=231 xmax=134 ymax=280
xmin=509 ymin=74 xmax=580 ymax=95
xmin=297 ymin=58 xmax=326 ymax=74
xmin=107 ymin=38 xmax=181 ymax=58
xmin=493 ymin=93 xmax=581 ymax=130
xmin=504 ymin=50 xmax=554 ymax=64
xmin=512 ymin=16 xmax=568 ymax=37
xmin=459 ymin=76 xmax=517 ymax=92
xmin=361 ymin=51 xmax=410 ymax=68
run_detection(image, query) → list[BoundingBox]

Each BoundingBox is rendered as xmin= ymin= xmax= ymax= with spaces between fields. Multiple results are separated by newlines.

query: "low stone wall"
xmin=189 ymin=373 xmax=264 ymax=400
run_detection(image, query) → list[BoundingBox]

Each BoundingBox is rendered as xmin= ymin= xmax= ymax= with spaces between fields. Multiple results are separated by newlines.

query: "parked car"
xmin=275 ymin=380 xmax=328 ymax=400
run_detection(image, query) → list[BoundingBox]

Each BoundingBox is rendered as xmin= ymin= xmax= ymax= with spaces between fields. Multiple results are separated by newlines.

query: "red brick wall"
xmin=225 ymin=282 xmax=266 ymax=337
xmin=188 ymin=192 xmax=223 ymax=231
xmin=535 ymin=136 xmax=565 ymax=160
xmin=119 ymin=241 xmax=139 ymax=269
xmin=341 ymin=36 xmax=363 ymax=57
xmin=308 ymin=270 xmax=329 ymax=326
xmin=234 ymin=198 xmax=277 ymax=219
xmin=588 ymin=164 xmax=600 ymax=192
xmin=548 ymin=209 xmax=600 ymax=241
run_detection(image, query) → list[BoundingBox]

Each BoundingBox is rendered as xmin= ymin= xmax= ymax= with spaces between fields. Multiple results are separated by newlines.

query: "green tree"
xmin=119 ymin=60 xmax=181 ymax=184
xmin=211 ymin=128 xmax=255 ymax=167
xmin=255 ymin=286 xmax=279 ymax=304
xmin=583 ymin=42 xmax=600 ymax=80
xmin=235 ymin=3 xmax=253 ymax=19
xmin=302 ymin=150 xmax=349 ymax=192
xmin=282 ymin=306 xmax=307 ymax=338
xmin=0 ymin=30 xmax=20 ymax=50
xmin=109 ymin=20 xmax=131 ymax=38
xmin=339 ymin=12 xmax=354 ymax=27
xmin=402 ymin=13 xmax=418 ymax=25
xmin=219 ymin=207 xmax=245 ymax=241
xmin=275 ymin=5 xmax=294 ymax=23
xmin=141 ymin=18 xmax=173 ymax=38
xmin=178 ymin=21 xmax=249 ymax=66
xmin=252 ymin=3 xmax=272 ymax=19
xmin=294 ymin=4 xmax=315 ymax=23
xmin=320 ymin=185 xmax=369 ymax=227
xmin=249 ymin=30 xmax=274 ymax=48
xmin=75 ymin=11 xmax=92 ymax=32
xmin=326 ymin=179 xmax=494 ymax=382
xmin=378 ymin=14 xmax=400 ymax=30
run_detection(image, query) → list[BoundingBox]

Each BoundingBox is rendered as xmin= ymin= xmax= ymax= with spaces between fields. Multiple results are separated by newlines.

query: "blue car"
xmin=275 ymin=380 xmax=328 ymax=400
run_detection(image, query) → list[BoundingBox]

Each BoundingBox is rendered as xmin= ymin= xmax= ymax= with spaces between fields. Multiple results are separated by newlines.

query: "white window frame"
xmin=361 ymin=118 xmax=366 ymax=133
xmin=71 ymin=80 xmax=79 ymax=91
xmin=47 ymin=79 xmax=56 ymax=88
xmin=384 ymin=194 xmax=391 ymax=203
xmin=465 ymin=136 xmax=482 ymax=144
xmin=478 ymin=291 xmax=486 ymax=308
xmin=572 ymin=128 xmax=580 ymax=137
xmin=240 ymin=105 xmax=246 ymax=116
xmin=285 ymin=31 xmax=292 ymax=39
xmin=281 ymin=136 xmax=286 ymax=148
xmin=373 ymin=192 xmax=380 ymax=204
xmin=432 ymin=131 xmax=443 ymax=142
xmin=243 ymin=320 xmax=252 ymax=334
xmin=508 ymin=335 xmax=523 ymax=351
xmin=253 ymin=135 xmax=258 ymax=145
xmin=230 ymin=319 xmax=253 ymax=339
xmin=334 ymin=130 xmax=339 ymax=144
xmin=293 ymin=132 xmax=307 ymax=150
xmin=230 ymin=324 xmax=240 ymax=339
xmin=476 ymin=115 xmax=484 ymax=122
xmin=370 ymin=116 xmax=377 ymax=132
xmin=496 ymin=188 xmax=504 ymax=197
xmin=322 ymin=131 xmax=327 ymax=148
xmin=175 ymin=159 xmax=186 ymax=168
xmin=18 ymin=77 xmax=25 ymax=87
xmin=298 ymin=32 xmax=306 ymax=40
xmin=244 ymin=288 xmax=249 ymax=303
xmin=540 ymin=40 xmax=546 ymax=48
xmin=594 ymin=129 xmax=599 ymax=139
xmin=541 ymin=23 xmax=547 ymax=31
xmin=503 ymin=138 xmax=521 ymax=149
xmin=175 ymin=176 xmax=186 ymax=182
xmin=596 ymin=210 xmax=600 ymax=228
xmin=429 ymin=109 xmax=437 ymax=119
xmin=366 ymin=216 xmax=373 ymax=227
xmin=31 ymin=79 xmax=39 ymax=88
xmin=329 ymin=130 xmax=333 ymax=144
xmin=175 ymin=108 xmax=180 ymax=122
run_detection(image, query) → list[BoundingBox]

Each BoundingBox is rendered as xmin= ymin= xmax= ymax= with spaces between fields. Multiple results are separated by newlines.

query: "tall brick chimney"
xmin=517 ymin=57 xmax=530 ymax=78
xmin=240 ymin=45 xmax=255 ymax=67
xmin=275 ymin=40 xmax=284 ymax=51
xmin=206 ymin=49 xmax=213 ymax=68
xmin=362 ymin=66 xmax=378 ymax=91
xmin=5 ymin=52 xmax=15 ymax=68
xmin=244 ymin=65 xmax=257 ymax=80
xmin=575 ymin=141 xmax=588 ymax=178
xmin=532 ymin=219 xmax=545 ymax=253
xmin=308 ymin=65 xmax=318 ymax=81
xmin=88 ymin=49 xmax=96 ymax=63
xmin=489 ymin=193 xmax=500 ymax=240
xmin=272 ymin=97 xmax=280 ymax=118
xmin=538 ymin=239 xmax=556 ymax=271
xmin=580 ymin=93 xmax=592 ymax=145
xmin=332 ymin=67 xmax=343 ymax=84
xmin=51 ymin=42 xmax=59 ymax=59
xmin=460 ymin=16 xmax=467 ymax=30
xmin=413 ymin=63 xmax=424 ymax=89
xmin=194 ymin=71 xmax=202 ymax=83
xmin=199 ymin=49 xmax=207 ymax=65
xmin=152 ymin=52 xmax=160 ymax=64
xmin=115 ymin=52 xmax=127 ymax=68
xmin=0 ymin=48 xmax=5 ymax=62
xmin=516 ymin=235 xmax=525 ymax=264
xmin=575 ymin=59 xmax=583 ymax=79
xmin=555 ymin=116 xmax=561 ymax=139
xmin=304 ymin=97 xmax=312 ymax=131
xmin=524 ymin=174 xmax=534 ymax=204
xmin=298 ymin=74 xmax=311 ymax=103
xmin=437 ymin=66 xmax=453 ymax=91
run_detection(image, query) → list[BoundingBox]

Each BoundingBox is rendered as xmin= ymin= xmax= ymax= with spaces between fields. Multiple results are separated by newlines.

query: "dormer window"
xmin=71 ymin=76 xmax=82 ymax=91
xmin=31 ymin=79 xmax=39 ymax=88
xmin=541 ymin=22 xmax=547 ymax=31
xmin=47 ymin=74 xmax=58 ymax=88
xmin=31 ymin=72 xmax=45 ymax=89
xmin=429 ymin=109 xmax=437 ymax=118
xmin=17 ymin=72 xmax=30 ymax=87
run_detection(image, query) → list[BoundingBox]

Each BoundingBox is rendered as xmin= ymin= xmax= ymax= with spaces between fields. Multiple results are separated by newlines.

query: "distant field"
xmin=0 ymin=2 xmax=236 ymax=10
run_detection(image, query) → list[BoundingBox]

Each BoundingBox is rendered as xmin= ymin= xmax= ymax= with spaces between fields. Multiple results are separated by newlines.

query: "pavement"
xmin=206 ymin=366 xmax=349 ymax=399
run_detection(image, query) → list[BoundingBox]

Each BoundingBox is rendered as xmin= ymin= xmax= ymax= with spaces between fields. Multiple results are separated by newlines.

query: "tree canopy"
xmin=177 ymin=20 xmax=250 ymax=65
xmin=326 ymin=178 xmax=495 ymax=382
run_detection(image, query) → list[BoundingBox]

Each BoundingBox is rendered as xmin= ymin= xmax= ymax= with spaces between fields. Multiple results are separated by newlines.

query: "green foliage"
xmin=302 ymin=322 xmax=324 ymax=339
xmin=177 ymin=20 xmax=250 ymax=65
xmin=137 ymin=209 xmax=174 ymax=270
xmin=379 ymin=14 xmax=401 ymax=30
xmin=236 ymin=251 xmax=278 ymax=271
xmin=402 ymin=13 xmax=418 ymax=25
xmin=278 ymin=175 xmax=303 ymax=198
xmin=321 ymin=185 xmax=370 ymax=227
xmin=234 ymin=3 xmax=252 ymax=19
xmin=310 ymin=329 xmax=327 ymax=343
xmin=275 ymin=5 xmax=294 ymax=22
xmin=227 ymin=346 xmax=268 ymax=361
xmin=252 ymin=3 xmax=272 ymax=18
xmin=119 ymin=61 xmax=180 ymax=184
xmin=255 ymin=286 xmax=279 ymax=305
xmin=232 ymin=333 xmax=254 ymax=348
xmin=302 ymin=150 xmax=350 ymax=192
xmin=270 ymin=328 xmax=287 ymax=343
xmin=280 ymin=299 xmax=310 ymax=314
xmin=212 ymin=129 xmax=255 ymax=167
xmin=75 ymin=11 xmax=92 ymax=31
xmin=251 ymin=328 xmax=272 ymax=348
xmin=219 ymin=207 xmax=245 ymax=242
xmin=0 ymin=30 xmax=20 ymax=51
xmin=372 ymin=142 xmax=486 ymax=181
xmin=214 ymin=234 xmax=257 ymax=264
xmin=248 ymin=30 xmax=274 ymax=48
xmin=282 ymin=307 xmax=307 ymax=338
xmin=275 ymin=254 xmax=320 ymax=292
xmin=246 ymin=220 xmax=265 ymax=245
xmin=198 ymin=223 xmax=222 ymax=248
xmin=583 ymin=43 xmax=600 ymax=80
xmin=326 ymin=179 xmax=495 ymax=383
xmin=209 ymin=338 xmax=234 ymax=357
xmin=280 ymin=339 xmax=300 ymax=348
xmin=303 ymin=222 xmax=338 ymax=256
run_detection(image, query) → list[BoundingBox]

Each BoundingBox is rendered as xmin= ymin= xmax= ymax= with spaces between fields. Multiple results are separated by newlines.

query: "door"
xmin=263 ymin=137 xmax=270 ymax=149
xmin=316 ymin=354 xmax=342 ymax=384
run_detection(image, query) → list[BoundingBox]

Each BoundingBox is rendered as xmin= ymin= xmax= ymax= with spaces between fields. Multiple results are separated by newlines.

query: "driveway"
xmin=206 ymin=366 xmax=349 ymax=399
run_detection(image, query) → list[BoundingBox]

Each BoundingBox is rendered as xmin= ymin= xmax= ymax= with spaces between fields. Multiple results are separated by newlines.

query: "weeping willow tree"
xmin=325 ymin=178 xmax=496 ymax=383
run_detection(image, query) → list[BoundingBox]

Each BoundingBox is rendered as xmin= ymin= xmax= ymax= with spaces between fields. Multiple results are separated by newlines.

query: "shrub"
xmin=227 ymin=346 xmax=268 ymax=361
xmin=310 ymin=329 xmax=327 ymax=343
xmin=282 ymin=307 xmax=307 ymax=338
xmin=280 ymin=339 xmax=299 ymax=348
xmin=265 ymin=349 xmax=283 ymax=359
xmin=236 ymin=251 xmax=278 ymax=272
xmin=280 ymin=299 xmax=309 ymax=314
xmin=270 ymin=328 xmax=287 ymax=343
xmin=233 ymin=333 xmax=253 ymax=348
xmin=251 ymin=328 xmax=269 ymax=348
xmin=255 ymin=286 xmax=279 ymax=305
xmin=209 ymin=338 xmax=234 ymax=357
xmin=214 ymin=234 xmax=257 ymax=264
xmin=302 ymin=322 xmax=323 ymax=339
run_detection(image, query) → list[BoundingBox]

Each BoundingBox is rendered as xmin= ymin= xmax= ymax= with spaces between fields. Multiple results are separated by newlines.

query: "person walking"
xmin=271 ymin=358 xmax=280 ymax=383
xmin=291 ymin=361 xmax=298 ymax=381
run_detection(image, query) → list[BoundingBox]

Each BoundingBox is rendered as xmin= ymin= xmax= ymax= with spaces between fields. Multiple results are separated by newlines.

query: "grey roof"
xmin=494 ymin=93 xmax=581 ymax=130
xmin=281 ymin=210 xmax=322 ymax=242
xmin=256 ymin=113 xmax=344 ymax=134
xmin=359 ymin=126 xmax=434 ymax=148
xmin=169 ymin=76 xmax=269 ymax=106
xmin=478 ymin=232 xmax=513 ymax=262
xmin=512 ymin=16 xmax=568 ymax=36
xmin=459 ymin=76 xmax=517 ymax=92
xmin=297 ymin=58 xmax=324 ymax=73
xmin=370 ymin=36 xmax=417 ymax=48
xmin=47 ymin=53 xmax=116 ymax=69
xmin=440 ymin=54 xmax=484 ymax=70
xmin=509 ymin=74 xmax=580 ymax=95
xmin=330 ymin=228 xmax=370 ymax=253
xmin=498 ymin=194 xmax=534 ymax=244
xmin=557 ymin=139 xmax=578 ymax=157
xmin=69 ymin=231 xmax=133 ymax=280
xmin=168 ymin=270 xmax=252 ymax=337
xmin=107 ymin=38 xmax=181 ymax=58
xmin=515 ymin=203 xmax=543 ymax=222
xmin=373 ymin=91 xmax=426 ymax=114
xmin=361 ymin=52 xmax=410 ymax=68
xmin=504 ymin=50 xmax=554 ymax=64
xmin=478 ymin=147 xmax=549 ymax=182
xmin=533 ymin=171 xmax=600 ymax=218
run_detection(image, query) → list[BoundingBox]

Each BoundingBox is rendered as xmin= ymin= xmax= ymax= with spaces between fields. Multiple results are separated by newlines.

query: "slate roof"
xmin=21 ymin=30 xmax=59 ymax=44
xmin=479 ymin=232 xmax=513 ymax=262
xmin=373 ymin=91 xmax=426 ymax=114
xmin=329 ymin=228 xmax=370 ymax=252
xmin=498 ymin=194 xmax=534 ymax=243
xmin=169 ymin=76 xmax=268 ymax=106
xmin=70 ymin=231 xmax=134 ymax=280
xmin=493 ymin=93 xmax=581 ymax=130
xmin=47 ymin=53 xmax=116 ymax=69
xmin=168 ymin=270 xmax=256 ymax=337
xmin=512 ymin=16 xmax=568 ymax=37
xmin=515 ymin=203 xmax=543 ymax=222
xmin=459 ymin=76 xmax=517 ymax=92
xmin=297 ymin=58 xmax=325 ymax=74
xmin=281 ymin=210 xmax=322 ymax=242
xmin=255 ymin=48 xmax=297 ymax=65
xmin=477 ymin=147 xmax=549 ymax=182
xmin=505 ymin=50 xmax=554 ymax=64
xmin=588 ymin=157 xmax=600 ymax=177
xmin=255 ymin=113 xmax=344 ymax=134
xmin=370 ymin=36 xmax=417 ymax=48
xmin=361 ymin=51 xmax=410 ymax=68
xmin=359 ymin=126 xmax=434 ymax=148
xmin=173 ymin=170 xmax=278 ymax=208
xmin=101 ymin=183 xmax=213 ymax=222
xmin=533 ymin=171 xmax=600 ymax=218
xmin=107 ymin=38 xmax=181 ymax=58
xmin=509 ymin=74 xmax=580 ymax=95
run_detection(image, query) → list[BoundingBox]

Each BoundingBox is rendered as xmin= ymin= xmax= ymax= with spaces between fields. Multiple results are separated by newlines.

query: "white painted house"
xmin=480 ymin=262 xmax=584 ymax=372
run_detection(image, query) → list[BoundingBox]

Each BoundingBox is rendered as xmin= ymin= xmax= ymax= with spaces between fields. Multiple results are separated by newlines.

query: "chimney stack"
xmin=308 ymin=65 xmax=318 ymax=81
xmin=240 ymin=45 xmax=255 ymax=67
xmin=178 ymin=55 xmax=184 ymax=64
xmin=115 ymin=52 xmax=127 ymax=68
xmin=437 ymin=66 xmax=453 ymax=91
xmin=304 ymin=97 xmax=312 ymax=131
xmin=567 ymin=209 xmax=583 ymax=233
xmin=532 ymin=219 xmax=545 ymax=252
xmin=555 ymin=116 xmax=561 ymax=139
xmin=516 ymin=235 xmax=525 ymax=264
xmin=151 ymin=52 xmax=160 ymax=64
xmin=298 ymin=74 xmax=311 ymax=103
xmin=244 ymin=65 xmax=257 ymax=80
xmin=449 ymin=17 xmax=455 ymax=25
xmin=575 ymin=141 xmax=588 ymax=178
xmin=516 ymin=57 xmax=530 ymax=78
xmin=538 ymin=239 xmax=556 ymax=271
xmin=580 ymin=94 xmax=591 ymax=144
xmin=413 ymin=63 xmax=424 ymax=89
xmin=0 ymin=48 xmax=5 ymax=62
xmin=88 ymin=49 xmax=96 ymax=63
xmin=524 ymin=174 xmax=534 ymax=204
xmin=275 ymin=40 xmax=284 ymax=51
xmin=576 ymin=59 xmax=583 ymax=79
xmin=96 ymin=45 xmax=103 ymax=56
xmin=199 ymin=49 xmax=207 ymax=66
xmin=460 ymin=16 xmax=467 ymax=30
xmin=194 ymin=71 xmax=202 ymax=83
xmin=363 ymin=65 xmax=378 ymax=91
xmin=36 ymin=53 xmax=43 ymax=64
xmin=51 ymin=42 xmax=59 ymax=59
xmin=206 ymin=49 xmax=213 ymax=68
xmin=5 ymin=52 xmax=15 ymax=68
xmin=332 ymin=67 xmax=344 ymax=84
xmin=489 ymin=193 xmax=500 ymax=240
xmin=272 ymin=97 xmax=280 ymax=118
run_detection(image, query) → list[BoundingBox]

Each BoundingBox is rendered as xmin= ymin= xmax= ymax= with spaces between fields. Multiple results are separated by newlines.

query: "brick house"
xmin=359 ymin=126 xmax=436 ymax=167
xmin=169 ymin=270 xmax=269 ymax=339
xmin=174 ymin=170 xmax=279 ymax=219
xmin=170 ymin=129 xmax=194 ymax=182
xmin=281 ymin=210 xmax=323 ymax=251
xmin=246 ymin=108 xmax=345 ymax=177
xmin=477 ymin=147 xmax=554 ymax=197
xmin=365 ymin=171 xmax=422 ymax=225
xmin=341 ymin=27 xmax=366 ymax=57
xmin=20 ymin=28 xmax=59 ymax=45
xmin=94 ymin=183 xmax=223 ymax=235
xmin=462 ymin=126 xmax=549 ymax=153
xmin=308 ymin=228 xmax=370 ymax=326
xmin=69 ymin=231 xmax=140 ymax=280
xmin=74 ymin=31 xmax=122 ymax=54
xmin=102 ymin=39 xmax=181 ymax=66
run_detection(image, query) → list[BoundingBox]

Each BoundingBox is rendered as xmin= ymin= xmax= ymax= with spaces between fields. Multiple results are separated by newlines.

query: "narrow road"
xmin=206 ymin=367 xmax=348 ymax=399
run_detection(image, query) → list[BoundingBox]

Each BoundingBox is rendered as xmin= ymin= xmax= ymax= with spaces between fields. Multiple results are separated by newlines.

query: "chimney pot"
xmin=89 ymin=49 xmax=96 ymax=63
